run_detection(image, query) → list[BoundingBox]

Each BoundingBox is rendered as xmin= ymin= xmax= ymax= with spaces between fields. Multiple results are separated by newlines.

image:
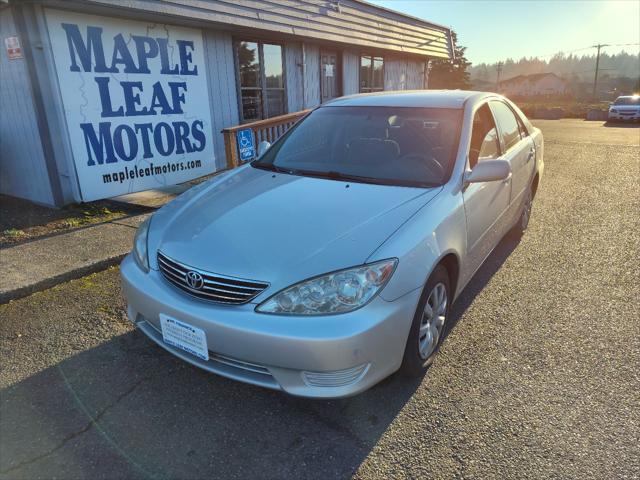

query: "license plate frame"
xmin=159 ymin=314 xmax=209 ymax=361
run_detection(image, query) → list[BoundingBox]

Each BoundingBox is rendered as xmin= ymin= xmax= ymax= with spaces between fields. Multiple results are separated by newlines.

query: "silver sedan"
xmin=121 ymin=90 xmax=544 ymax=398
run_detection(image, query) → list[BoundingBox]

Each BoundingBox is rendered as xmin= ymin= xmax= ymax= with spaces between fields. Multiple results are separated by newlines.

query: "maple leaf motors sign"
xmin=45 ymin=9 xmax=215 ymax=201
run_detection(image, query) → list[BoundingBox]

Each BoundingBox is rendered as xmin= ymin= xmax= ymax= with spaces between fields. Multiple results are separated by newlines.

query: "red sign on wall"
xmin=4 ymin=36 xmax=23 ymax=60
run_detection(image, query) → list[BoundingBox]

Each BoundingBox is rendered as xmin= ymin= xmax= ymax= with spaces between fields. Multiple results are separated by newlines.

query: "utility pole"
xmin=495 ymin=62 xmax=504 ymax=92
xmin=592 ymin=44 xmax=609 ymax=100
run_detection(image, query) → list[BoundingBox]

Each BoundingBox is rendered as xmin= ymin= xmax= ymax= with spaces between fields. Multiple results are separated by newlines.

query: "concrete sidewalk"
xmin=0 ymin=179 xmax=215 ymax=303
xmin=0 ymin=214 xmax=149 ymax=303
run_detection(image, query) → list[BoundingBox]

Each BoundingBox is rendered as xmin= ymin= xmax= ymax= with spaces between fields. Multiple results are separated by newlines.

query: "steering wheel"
xmin=399 ymin=153 xmax=445 ymax=182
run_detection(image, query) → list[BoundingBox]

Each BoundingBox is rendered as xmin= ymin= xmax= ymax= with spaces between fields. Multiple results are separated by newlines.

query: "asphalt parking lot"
xmin=1 ymin=119 xmax=639 ymax=479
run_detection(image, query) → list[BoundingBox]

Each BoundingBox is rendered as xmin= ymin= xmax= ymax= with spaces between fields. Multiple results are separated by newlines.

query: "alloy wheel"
xmin=418 ymin=282 xmax=447 ymax=359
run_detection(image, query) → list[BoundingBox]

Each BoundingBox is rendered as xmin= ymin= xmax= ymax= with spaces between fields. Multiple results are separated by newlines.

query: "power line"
xmin=607 ymin=43 xmax=640 ymax=47
xmin=534 ymin=46 xmax=595 ymax=59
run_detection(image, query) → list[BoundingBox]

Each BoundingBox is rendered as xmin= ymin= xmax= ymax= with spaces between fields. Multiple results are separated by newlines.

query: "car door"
xmin=462 ymin=103 xmax=511 ymax=274
xmin=489 ymin=100 xmax=535 ymax=222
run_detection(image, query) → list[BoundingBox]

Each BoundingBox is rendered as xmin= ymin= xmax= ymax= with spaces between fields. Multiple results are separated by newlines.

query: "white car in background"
xmin=608 ymin=95 xmax=640 ymax=122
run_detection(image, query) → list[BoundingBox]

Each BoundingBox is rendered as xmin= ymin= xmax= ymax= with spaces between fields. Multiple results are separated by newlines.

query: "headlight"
xmin=256 ymin=259 xmax=397 ymax=315
xmin=610 ymin=109 xmax=618 ymax=113
xmin=133 ymin=216 xmax=151 ymax=272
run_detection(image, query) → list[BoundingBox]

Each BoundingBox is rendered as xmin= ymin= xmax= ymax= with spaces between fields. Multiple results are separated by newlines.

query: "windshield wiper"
xmin=296 ymin=169 xmax=416 ymax=186
xmin=255 ymin=164 xmax=439 ymax=188
xmin=252 ymin=162 xmax=295 ymax=175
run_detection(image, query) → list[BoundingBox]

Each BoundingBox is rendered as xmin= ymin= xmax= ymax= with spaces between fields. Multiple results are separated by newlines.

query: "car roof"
xmin=323 ymin=90 xmax=492 ymax=109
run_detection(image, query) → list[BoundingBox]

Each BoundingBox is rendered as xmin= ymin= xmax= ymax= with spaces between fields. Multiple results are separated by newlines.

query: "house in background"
xmin=499 ymin=73 xmax=568 ymax=98
xmin=471 ymin=78 xmax=497 ymax=92
xmin=0 ymin=0 xmax=454 ymax=206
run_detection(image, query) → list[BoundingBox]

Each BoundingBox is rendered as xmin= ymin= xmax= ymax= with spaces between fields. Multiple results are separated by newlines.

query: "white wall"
xmin=0 ymin=7 xmax=53 ymax=205
xmin=303 ymin=44 xmax=321 ymax=108
xmin=203 ymin=30 xmax=241 ymax=170
xmin=385 ymin=57 xmax=426 ymax=91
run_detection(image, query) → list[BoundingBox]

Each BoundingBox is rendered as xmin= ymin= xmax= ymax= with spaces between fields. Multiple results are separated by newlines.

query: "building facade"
xmin=1 ymin=0 xmax=453 ymax=206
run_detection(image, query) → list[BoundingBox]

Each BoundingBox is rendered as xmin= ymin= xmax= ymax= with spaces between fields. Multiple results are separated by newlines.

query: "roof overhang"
xmin=9 ymin=0 xmax=453 ymax=59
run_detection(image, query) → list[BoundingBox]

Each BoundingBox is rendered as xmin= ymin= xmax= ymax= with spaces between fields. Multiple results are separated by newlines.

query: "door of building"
xmin=320 ymin=51 xmax=340 ymax=103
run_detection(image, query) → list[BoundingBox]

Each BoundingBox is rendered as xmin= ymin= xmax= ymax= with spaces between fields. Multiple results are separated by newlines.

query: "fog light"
xmin=302 ymin=364 xmax=370 ymax=388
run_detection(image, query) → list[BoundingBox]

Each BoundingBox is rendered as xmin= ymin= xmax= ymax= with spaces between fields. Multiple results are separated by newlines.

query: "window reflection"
xmin=236 ymin=41 xmax=285 ymax=122
xmin=264 ymin=44 xmax=283 ymax=88
xmin=360 ymin=55 xmax=384 ymax=93
xmin=241 ymin=90 xmax=263 ymax=122
xmin=238 ymin=42 xmax=259 ymax=87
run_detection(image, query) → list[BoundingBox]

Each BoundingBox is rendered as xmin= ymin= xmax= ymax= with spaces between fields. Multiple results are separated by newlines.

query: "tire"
xmin=512 ymin=183 xmax=533 ymax=236
xmin=399 ymin=265 xmax=451 ymax=377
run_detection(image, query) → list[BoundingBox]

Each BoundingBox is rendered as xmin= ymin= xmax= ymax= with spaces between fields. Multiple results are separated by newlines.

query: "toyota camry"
xmin=121 ymin=90 xmax=544 ymax=398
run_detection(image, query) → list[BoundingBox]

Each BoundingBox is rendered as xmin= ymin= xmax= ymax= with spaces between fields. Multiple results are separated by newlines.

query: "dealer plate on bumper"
xmin=160 ymin=314 xmax=209 ymax=361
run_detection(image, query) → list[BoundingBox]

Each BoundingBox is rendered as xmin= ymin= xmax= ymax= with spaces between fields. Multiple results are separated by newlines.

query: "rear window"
xmin=253 ymin=106 xmax=463 ymax=187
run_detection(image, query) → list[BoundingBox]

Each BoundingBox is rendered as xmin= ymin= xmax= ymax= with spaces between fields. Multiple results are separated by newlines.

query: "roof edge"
xmin=349 ymin=0 xmax=452 ymax=33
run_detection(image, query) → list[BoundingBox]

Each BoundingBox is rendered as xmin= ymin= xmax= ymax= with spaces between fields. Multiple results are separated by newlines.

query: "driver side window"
xmin=469 ymin=104 xmax=501 ymax=169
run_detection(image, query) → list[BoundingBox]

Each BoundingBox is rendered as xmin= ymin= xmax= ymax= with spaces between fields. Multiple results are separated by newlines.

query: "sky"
xmin=368 ymin=0 xmax=640 ymax=64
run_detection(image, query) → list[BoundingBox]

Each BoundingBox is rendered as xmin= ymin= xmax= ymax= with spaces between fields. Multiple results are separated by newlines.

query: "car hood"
xmin=148 ymin=165 xmax=440 ymax=297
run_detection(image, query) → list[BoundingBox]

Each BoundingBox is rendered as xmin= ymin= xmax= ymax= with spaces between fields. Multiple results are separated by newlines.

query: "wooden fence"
xmin=221 ymin=109 xmax=311 ymax=169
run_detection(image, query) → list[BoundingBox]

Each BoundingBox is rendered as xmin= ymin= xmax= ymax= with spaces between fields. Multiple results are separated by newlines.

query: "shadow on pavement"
xmin=603 ymin=121 xmax=640 ymax=128
xmin=445 ymin=229 xmax=522 ymax=339
xmin=0 ymin=330 xmax=420 ymax=479
xmin=0 ymin=232 xmax=522 ymax=479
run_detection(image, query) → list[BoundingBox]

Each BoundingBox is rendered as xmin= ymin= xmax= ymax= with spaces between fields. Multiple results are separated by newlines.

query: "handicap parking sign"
xmin=236 ymin=128 xmax=256 ymax=162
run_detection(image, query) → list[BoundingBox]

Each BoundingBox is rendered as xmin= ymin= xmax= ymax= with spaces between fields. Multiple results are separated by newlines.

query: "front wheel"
xmin=400 ymin=265 xmax=450 ymax=377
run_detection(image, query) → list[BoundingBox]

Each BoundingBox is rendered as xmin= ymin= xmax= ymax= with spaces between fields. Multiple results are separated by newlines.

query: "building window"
xmin=237 ymin=41 xmax=285 ymax=122
xmin=360 ymin=55 xmax=384 ymax=93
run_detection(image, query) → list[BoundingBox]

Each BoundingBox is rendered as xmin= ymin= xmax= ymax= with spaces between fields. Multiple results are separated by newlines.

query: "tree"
xmin=428 ymin=32 xmax=472 ymax=90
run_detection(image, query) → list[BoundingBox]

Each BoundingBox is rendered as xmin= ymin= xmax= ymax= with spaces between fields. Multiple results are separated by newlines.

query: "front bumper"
xmin=120 ymin=254 xmax=421 ymax=398
xmin=608 ymin=112 xmax=640 ymax=121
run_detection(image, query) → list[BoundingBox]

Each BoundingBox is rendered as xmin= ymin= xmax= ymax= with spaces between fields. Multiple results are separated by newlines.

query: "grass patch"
xmin=3 ymin=228 xmax=25 ymax=238
xmin=60 ymin=206 xmax=127 ymax=229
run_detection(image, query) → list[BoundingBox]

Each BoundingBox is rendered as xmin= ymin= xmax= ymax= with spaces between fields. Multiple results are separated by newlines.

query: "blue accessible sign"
xmin=236 ymin=128 xmax=256 ymax=162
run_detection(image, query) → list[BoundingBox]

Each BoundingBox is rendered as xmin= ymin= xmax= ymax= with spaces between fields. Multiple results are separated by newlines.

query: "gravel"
xmin=1 ymin=120 xmax=638 ymax=479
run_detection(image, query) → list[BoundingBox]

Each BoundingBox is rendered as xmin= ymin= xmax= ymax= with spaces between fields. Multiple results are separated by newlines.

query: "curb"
xmin=0 ymin=253 xmax=126 ymax=304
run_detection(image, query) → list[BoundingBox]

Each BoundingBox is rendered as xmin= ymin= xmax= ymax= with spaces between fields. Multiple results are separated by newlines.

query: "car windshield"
xmin=252 ymin=106 xmax=463 ymax=187
xmin=614 ymin=96 xmax=640 ymax=105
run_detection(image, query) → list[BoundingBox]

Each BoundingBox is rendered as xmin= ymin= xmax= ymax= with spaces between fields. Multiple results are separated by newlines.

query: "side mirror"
xmin=464 ymin=159 xmax=511 ymax=185
xmin=257 ymin=140 xmax=271 ymax=157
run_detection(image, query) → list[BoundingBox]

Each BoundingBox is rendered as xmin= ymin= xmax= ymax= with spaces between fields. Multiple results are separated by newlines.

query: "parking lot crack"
xmin=0 ymin=374 xmax=153 ymax=476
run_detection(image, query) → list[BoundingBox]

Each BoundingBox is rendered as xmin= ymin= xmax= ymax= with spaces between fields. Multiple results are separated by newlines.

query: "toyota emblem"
xmin=185 ymin=271 xmax=204 ymax=290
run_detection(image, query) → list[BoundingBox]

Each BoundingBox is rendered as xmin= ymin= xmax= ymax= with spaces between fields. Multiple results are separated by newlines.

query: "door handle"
xmin=526 ymin=149 xmax=535 ymax=163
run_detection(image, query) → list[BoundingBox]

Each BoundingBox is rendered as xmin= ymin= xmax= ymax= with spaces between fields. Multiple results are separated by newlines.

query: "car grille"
xmin=157 ymin=251 xmax=269 ymax=304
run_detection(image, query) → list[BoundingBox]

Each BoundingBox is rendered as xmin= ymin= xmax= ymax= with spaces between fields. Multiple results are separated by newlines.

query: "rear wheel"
xmin=512 ymin=184 xmax=533 ymax=235
xmin=400 ymin=265 xmax=450 ymax=377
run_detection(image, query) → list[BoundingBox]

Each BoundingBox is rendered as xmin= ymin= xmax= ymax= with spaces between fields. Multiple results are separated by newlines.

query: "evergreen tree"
xmin=428 ymin=32 xmax=472 ymax=89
